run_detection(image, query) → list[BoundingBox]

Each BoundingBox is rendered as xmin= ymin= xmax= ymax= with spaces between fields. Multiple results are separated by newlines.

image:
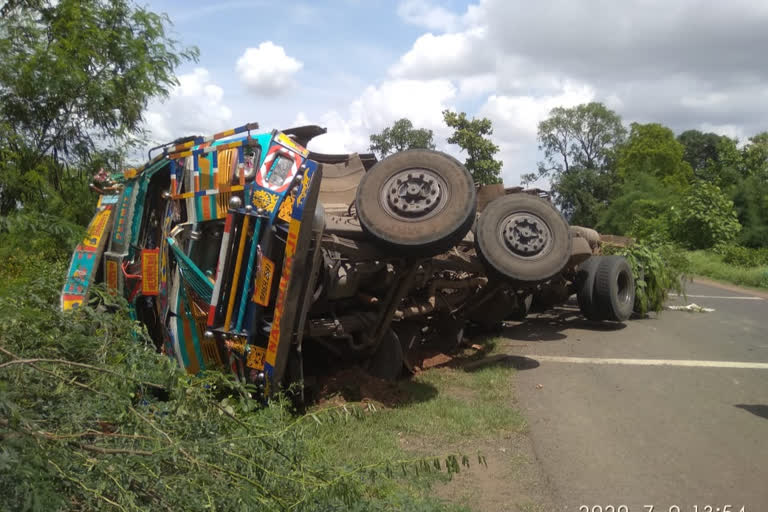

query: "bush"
xmin=717 ymin=245 xmax=768 ymax=267
xmin=603 ymin=242 xmax=690 ymax=314
xmin=730 ymin=174 xmax=768 ymax=248
xmin=597 ymin=173 xmax=675 ymax=240
xmin=671 ymin=181 xmax=741 ymax=249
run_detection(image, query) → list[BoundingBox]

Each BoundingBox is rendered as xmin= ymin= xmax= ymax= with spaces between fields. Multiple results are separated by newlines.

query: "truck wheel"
xmin=576 ymin=256 xmax=602 ymax=320
xmin=475 ymin=194 xmax=571 ymax=283
xmin=594 ymin=255 xmax=635 ymax=322
xmin=356 ymin=150 xmax=476 ymax=256
xmin=366 ymin=329 xmax=404 ymax=380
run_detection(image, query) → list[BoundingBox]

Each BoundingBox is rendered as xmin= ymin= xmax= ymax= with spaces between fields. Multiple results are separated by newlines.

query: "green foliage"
xmin=687 ymin=250 xmax=768 ymax=289
xmin=678 ymin=129 xmax=723 ymax=174
xmin=716 ymin=245 xmax=768 ymax=268
xmin=741 ymin=132 xmax=768 ymax=179
xmin=369 ymin=118 xmax=436 ymax=158
xmin=671 ymin=181 xmax=741 ymax=249
xmin=598 ymin=173 xmax=675 ymax=242
xmin=618 ymin=123 xmax=693 ymax=189
xmin=603 ymin=242 xmax=690 ymax=315
xmin=550 ymin=166 xmax=615 ymax=227
xmin=442 ymin=110 xmax=503 ymax=185
xmin=0 ymin=0 xmax=197 ymax=215
xmin=677 ymin=130 xmax=744 ymax=188
xmin=707 ymin=137 xmax=744 ymax=187
xmin=0 ymin=0 xmax=197 ymax=161
xmin=0 ymin=212 xmax=84 ymax=262
xmin=730 ymin=174 xmax=768 ymax=248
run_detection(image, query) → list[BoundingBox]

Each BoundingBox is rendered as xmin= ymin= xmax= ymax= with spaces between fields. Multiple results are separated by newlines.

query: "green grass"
xmin=687 ymin=250 xmax=768 ymax=289
xmin=304 ymin=363 xmax=524 ymax=466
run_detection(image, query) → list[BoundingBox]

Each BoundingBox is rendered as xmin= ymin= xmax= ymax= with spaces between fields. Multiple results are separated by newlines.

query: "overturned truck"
xmin=62 ymin=123 xmax=635 ymax=397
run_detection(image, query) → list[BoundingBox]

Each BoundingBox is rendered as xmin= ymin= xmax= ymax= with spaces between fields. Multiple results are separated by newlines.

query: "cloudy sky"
xmin=144 ymin=0 xmax=768 ymax=185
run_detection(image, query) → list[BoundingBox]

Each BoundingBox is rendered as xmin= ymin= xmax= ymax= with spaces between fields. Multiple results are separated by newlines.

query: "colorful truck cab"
xmin=62 ymin=123 xmax=322 ymax=393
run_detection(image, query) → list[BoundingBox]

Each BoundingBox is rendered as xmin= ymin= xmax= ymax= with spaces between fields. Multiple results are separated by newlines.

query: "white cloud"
xmin=303 ymin=79 xmax=458 ymax=155
xmin=397 ymin=0 xmax=460 ymax=32
xmin=480 ymin=82 xmax=595 ymax=184
xmin=144 ymin=68 xmax=232 ymax=144
xmin=483 ymin=83 xmax=595 ymax=140
xmin=390 ymin=28 xmax=492 ymax=79
xmin=457 ymin=74 xmax=497 ymax=98
xmin=236 ymin=42 xmax=303 ymax=95
xmin=484 ymin=0 xmax=768 ymax=85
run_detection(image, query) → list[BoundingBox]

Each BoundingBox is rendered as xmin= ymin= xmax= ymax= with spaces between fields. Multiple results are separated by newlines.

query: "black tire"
xmin=392 ymin=320 xmax=423 ymax=373
xmin=576 ymin=256 xmax=602 ymax=320
xmin=356 ymin=150 xmax=476 ymax=256
xmin=594 ymin=255 xmax=635 ymax=322
xmin=475 ymin=194 xmax=571 ymax=283
xmin=366 ymin=329 xmax=404 ymax=380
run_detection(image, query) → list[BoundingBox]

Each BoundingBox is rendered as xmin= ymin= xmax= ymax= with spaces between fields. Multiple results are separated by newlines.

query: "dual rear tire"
xmin=576 ymin=255 xmax=635 ymax=322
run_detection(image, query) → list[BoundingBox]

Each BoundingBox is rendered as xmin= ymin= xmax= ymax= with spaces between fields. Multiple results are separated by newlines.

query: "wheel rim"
xmin=498 ymin=212 xmax=553 ymax=259
xmin=379 ymin=168 xmax=449 ymax=222
xmin=616 ymin=269 xmax=632 ymax=305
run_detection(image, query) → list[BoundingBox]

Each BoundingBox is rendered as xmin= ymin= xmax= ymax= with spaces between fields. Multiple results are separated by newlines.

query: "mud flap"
xmin=263 ymin=161 xmax=322 ymax=394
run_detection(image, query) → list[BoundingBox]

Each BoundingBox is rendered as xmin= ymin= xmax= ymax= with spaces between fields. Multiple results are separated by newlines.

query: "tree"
xmin=617 ymin=123 xmax=693 ymax=190
xmin=537 ymin=102 xmax=626 ymax=177
xmin=552 ymin=167 xmax=616 ymax=227
xmin=742 ymin=131 xmax=768 ymax=179
xmin=442 ymin=110 xmax=502 ymax=185
xmin=0 ymin=0 xmax=197 ymax=215
xmin=677 ymin=130 xmax=742 ymax=185
xmin=731 ymin=175 xmax=768 ymax=247
xmin=677 ymin=130 xmax=725 ymax=175
xmin=368 ymin=118 xmax=435 ymax=158
xmin=730 ymin=132 xmax=768 ymax=247
xmin=598 ymin=173 xmax=676 ymax=242
xmin=536 ymin=102 xmax=625 ymax=225
xmin=671 ymin=181 xmax=741 ymax=249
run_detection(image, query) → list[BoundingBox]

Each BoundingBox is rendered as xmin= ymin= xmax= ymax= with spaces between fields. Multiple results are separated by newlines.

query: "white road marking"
xmin=528 ymin=355 xmax=768 ymax=369
xmin=670 ymin=294 xmax=763 ymax=300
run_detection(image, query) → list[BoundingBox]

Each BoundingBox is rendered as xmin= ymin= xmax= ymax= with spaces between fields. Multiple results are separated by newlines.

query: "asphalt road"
xmin=503 ymin=279 xmax=768 ymax=511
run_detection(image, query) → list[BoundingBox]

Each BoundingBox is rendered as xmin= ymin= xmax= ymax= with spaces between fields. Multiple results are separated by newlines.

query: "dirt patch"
xmin=310 ymin=342 xmax=494 ymax=406
xmin=313 ymin=367 xmax=411 ymax=407
xmin=420 ymin=352 xmax=454 ymax=369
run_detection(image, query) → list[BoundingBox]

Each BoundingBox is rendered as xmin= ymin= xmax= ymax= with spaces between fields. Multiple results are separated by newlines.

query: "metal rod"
xmin=207 ymin=212 xmax=234 ymax=327
xmin=224 ymin=214 xmax=250 ymax=330
xmin=235 ymin=217 xmax=262 ymax=332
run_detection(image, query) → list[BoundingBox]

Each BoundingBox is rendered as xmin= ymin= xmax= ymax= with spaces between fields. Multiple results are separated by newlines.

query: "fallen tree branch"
xmin=0 ymin=346 xmax=164 ymax=389
xmin=78 ymin=444 xmax=154 ymax=456
xmin=0 ymin=418 xmax=158 ymax=450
